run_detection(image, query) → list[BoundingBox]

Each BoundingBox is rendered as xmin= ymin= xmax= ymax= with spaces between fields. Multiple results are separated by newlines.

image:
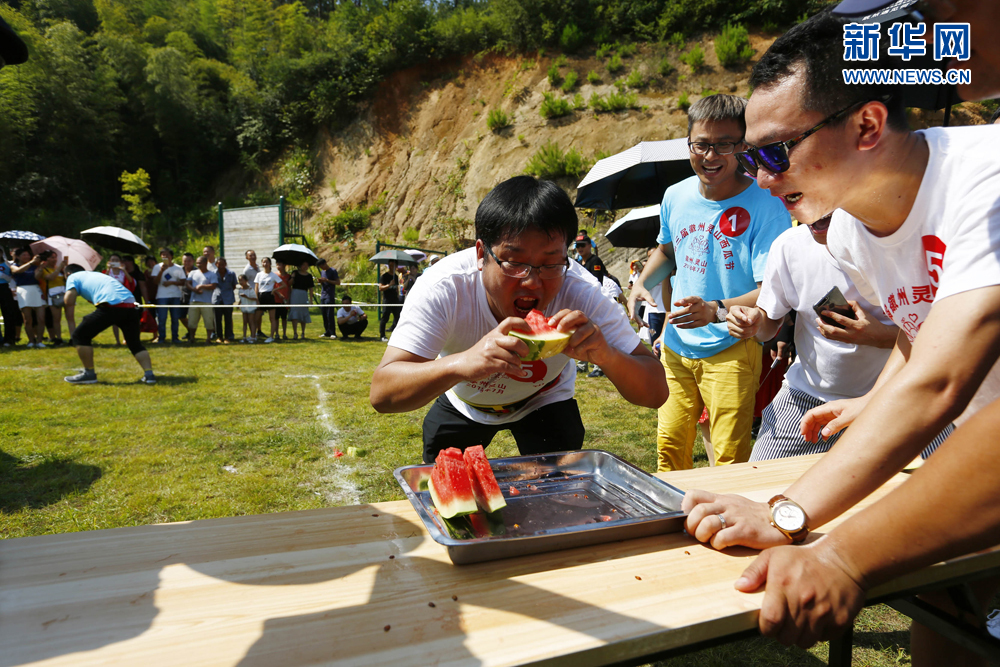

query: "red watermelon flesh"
xmin=428 ymin=448 xmax=478 ymax=519
xmin=524 ymin=309 xmax=556 ymax=333
xmin=463 ymin=445 xmax=507 ymax=514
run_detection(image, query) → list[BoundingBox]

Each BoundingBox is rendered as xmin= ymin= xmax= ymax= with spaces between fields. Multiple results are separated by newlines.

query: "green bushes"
xmin=607 ymin=54 xmax=624 ymax=74
xmin=560 ymin=23 xmax=585 ymax=53
xmin=678 ymin=92 xmax=691 ymax=110
xmin=547 ymin=63 xmax=562 ymax=86
xmin=715 ymin=23 xmax=754 ymax=67
xmin=668 ymin=32 xmax=686 ymax=50
xmin=586 ymin=70 xmax=600 ymax=84
xmin=572 ymin=93 xmax=587 ymax=110
xmin=590 ymin=91 xmax=639 ymax=113
xmin=658 ymin=57 xmax=675 ymax=77
xmin=560 ymin=70 xmax=578 ymax=92
xmin=596 ymin=42 xmax=615 ymax=59
xmin=624 ymin=69 xmax=645 ymax=89
xmin=486 ymin=108 xmax=511 ymax=132
xmin=539 ymin=92 xmax=572 ymax=119
xmin=680 ymin=45 xmax=705 ymax=70
xmin=524 ymin=142 xmax=589 ymax=179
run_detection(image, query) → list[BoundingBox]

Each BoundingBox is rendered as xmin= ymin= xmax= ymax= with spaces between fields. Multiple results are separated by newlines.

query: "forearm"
xmin=640 ymin=245 xmax=675 ymax=292
xmin=598 ymin=348 xmax=668 ymax=408
xmin=824 ymin=398 xmax=1000 ymax=590
xmin=723 ymin=287 xmax=760 ymax=310
xmin=370 ymin=355 xmax=471 ymax=413
xmin=786 ymin=361 xmax=980 ymax=529
xmin=754 ymin=310 xmax=785 ymax=342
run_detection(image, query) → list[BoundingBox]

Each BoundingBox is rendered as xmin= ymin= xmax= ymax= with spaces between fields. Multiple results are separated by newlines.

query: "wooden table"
xmin=3 ymin=455 xmax=999 ymax=667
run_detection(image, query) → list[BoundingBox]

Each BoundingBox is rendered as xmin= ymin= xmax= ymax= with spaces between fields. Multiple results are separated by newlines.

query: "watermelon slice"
xmin=427 ymin=448 xmax=478 ymax=519
xmin=509 ymin=309 xmax=572 ymax=360
xmin=463 ymin=445 xmax=507 ymax=514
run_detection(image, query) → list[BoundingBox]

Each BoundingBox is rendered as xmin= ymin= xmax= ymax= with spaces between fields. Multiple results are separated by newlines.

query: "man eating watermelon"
xmin=370 ymin=175 xmax=668 ymax=462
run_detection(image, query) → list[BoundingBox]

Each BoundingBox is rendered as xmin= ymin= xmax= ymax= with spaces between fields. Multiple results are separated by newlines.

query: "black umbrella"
xmin=604 ymin=205 xmax=661 ymax=248
xmin=272 ymin=243 xmax=319 ymax=266
xmin=81 ymin=226 xmax=150 ymax=256
xmin=575 ymin=139 xmax=694 ymax=211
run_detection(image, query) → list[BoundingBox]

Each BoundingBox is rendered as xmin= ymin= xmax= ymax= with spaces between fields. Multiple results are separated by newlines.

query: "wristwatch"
xmin=714 ymin=299 xmax=728 ymax=322
xmin=768 ymin=494 xmax=810 ymax=543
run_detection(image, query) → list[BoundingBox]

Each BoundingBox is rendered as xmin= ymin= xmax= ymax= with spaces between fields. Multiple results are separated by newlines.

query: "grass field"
xmin=0 ymin=302 xmax=914 ymax=665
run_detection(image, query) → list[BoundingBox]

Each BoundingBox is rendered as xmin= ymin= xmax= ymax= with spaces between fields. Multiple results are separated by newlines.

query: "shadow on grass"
xmin=0 ymin=450 xmax=101 ymax=512
xmin=151 ymin=375 xmax=199 ymax=386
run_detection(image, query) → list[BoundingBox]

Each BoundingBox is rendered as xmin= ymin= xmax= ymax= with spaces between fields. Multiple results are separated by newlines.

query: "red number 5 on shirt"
xmin=922 ymin=235 xmax=947 ymax=298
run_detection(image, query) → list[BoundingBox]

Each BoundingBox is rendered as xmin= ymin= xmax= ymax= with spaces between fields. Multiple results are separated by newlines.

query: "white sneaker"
xmin=381 ymin=337 xmax=389 ymax=342
xmin=26 ymin=342 xmax=35 ymax=349
xmin=35 ymin=342 xmax=46 ymax=349
xmin=264 ymin=337 xmax=274 ymax=343
xmin=987 ymin=609 xmax=1000 ymax=639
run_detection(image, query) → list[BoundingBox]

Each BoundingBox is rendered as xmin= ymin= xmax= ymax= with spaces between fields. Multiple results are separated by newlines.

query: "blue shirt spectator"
xmin=213 ymin=265 xmax=238 ymax=305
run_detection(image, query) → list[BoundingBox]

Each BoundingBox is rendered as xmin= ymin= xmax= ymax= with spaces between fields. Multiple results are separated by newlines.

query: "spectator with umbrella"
xmin=274 ymin=260 xmax=292 ymax=340
xmin=289 ymin=261 xmax=315 ymax=339
xmin=376 ymin=258 xmax=401 ymax=342
xmin=38 ymin=251 xmax=69 ymax=345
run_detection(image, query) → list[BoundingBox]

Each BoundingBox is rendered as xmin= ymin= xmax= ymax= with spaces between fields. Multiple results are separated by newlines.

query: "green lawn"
xmin=0 ymin=302 xmax=913 ymax=665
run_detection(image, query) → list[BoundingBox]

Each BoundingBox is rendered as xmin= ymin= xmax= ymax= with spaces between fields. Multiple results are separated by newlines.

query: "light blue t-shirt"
xmin=66 ymin=271 xmax=136 ymax=306
xmin=657 ymin=176 xmax=791 ymax=359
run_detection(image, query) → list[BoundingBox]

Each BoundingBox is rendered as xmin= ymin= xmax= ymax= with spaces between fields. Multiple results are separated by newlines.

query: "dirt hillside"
xmin=306 ymin=34 xmax=990 ymax=281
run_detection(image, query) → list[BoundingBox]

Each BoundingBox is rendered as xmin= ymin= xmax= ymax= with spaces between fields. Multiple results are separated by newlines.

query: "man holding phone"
xmin=726 ymin=220 xmax=952 ymax=460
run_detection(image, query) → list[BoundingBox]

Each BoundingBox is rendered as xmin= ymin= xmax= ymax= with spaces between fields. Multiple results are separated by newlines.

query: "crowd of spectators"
xmin=0 ymin=244 xmax=439 ymax=348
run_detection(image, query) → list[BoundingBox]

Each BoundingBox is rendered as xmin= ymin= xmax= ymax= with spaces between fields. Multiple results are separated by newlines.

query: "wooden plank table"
xmin=3 ymin=455 xmax=999 ymax=666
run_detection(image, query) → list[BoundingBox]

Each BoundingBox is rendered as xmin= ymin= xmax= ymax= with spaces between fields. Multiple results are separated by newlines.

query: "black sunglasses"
xmin=736 ymin=97 xmax=889 ymax=178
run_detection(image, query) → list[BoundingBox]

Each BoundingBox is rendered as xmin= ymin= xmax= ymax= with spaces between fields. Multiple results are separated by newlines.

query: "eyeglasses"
xmin=688 ymin=141 xmax=740 ymax=156
xmin=485 ymin=245 xmax=568 ymax=280
xmin=736 ymin=98 xmax=885 ymax=178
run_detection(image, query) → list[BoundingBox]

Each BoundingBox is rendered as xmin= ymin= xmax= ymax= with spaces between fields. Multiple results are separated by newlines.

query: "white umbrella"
xmin=81 ymin=226 xmax=149 ymax=256
xmin=604 ymin=205 xmax=661 ymax=248
xmin=404 ymin=249 xmax=427 ymax=262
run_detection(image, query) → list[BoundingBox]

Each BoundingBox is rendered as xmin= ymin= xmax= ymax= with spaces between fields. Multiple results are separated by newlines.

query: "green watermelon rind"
xmin=463 ymin=447 xmax=508 ymax=514
xmin=509 ymin=330 xmax=571 ymax=361
xmin=427 ymin=475 xmax=478 ymax=519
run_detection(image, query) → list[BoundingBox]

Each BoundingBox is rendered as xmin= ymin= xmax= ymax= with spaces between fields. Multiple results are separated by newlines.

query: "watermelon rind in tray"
xmin=394 ymin=449 xmax=686 ymax=565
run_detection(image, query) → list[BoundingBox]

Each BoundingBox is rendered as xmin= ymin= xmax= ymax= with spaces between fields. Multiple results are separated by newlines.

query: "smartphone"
xmin=812 ymin=286 xmax=856 ymax=328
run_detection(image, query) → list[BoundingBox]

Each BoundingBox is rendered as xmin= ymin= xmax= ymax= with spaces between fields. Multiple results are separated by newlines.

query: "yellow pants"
xmin=656 ymin=339 xmax=762 ymax=471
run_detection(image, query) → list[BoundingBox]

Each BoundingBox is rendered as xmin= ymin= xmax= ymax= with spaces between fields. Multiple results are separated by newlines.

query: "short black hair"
xmin=342 ymin=294 xmax=352 ymax=302
xmin=66 ymin=264 xmax=85 ymax=275
xmin=750 ymin=9 xmax=908 ymax=131
xmin=476 ymin=176 xmax=578 ymax=249
xmin=16 ymin=246 xmax=32 ymax=258
xmin=159 ymin=247 xmax=173 ymax=258
xmin=317 ymin=258 xmax=328 ymax=266
xmin=123 ymin=255 xmax=134 ymax=263
xmin=183 ymin=252 xmax=195 ymax=259
xmin=688 ymin=94 xmax=747 ymax=136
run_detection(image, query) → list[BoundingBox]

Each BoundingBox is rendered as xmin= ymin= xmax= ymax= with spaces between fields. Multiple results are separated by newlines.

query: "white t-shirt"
xmin=828 ymin=125 xmax=1000 ymax=424
xmin=151 ymin=263 xmax=187 ymax=300
xmin=758 ymin=225 xmax=895 ymax=402
xmin=337 ymin=304 xmax=365 ymax=324
xmin=389 ymin=248 xmax=642 ymax=425
xmin=254 ymin=271 xmax=282 ymax=293
xmin=601 ymin=275 xmax=623 ymax=301
xmin=238 ymin=286 xmax=257 ymax=304
xmin=187 ymin=269 xmax=218 ymax=304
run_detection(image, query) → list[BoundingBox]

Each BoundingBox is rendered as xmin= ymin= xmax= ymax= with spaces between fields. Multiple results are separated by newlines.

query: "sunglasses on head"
xmin=736 ymin=97 xmax=890 ymax=178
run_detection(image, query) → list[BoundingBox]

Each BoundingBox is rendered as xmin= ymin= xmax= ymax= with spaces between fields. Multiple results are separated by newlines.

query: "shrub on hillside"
xmin=524 ymin=141 xmax=589 ymax=179
xmin=560 ymin=70 xmax=579 ymax=92
xmin=678 ymin=92 xmax=691 ymax=110
xmin=680 ymin=45 xmax=704 ymax=70
xmin=486 ymin=108 xmax=512 ymax=131
xmin=573 ymin=92 xmax=587 ymax=110
xmin=624 ymin=69 xmax=645 ymax=89
xmin=554 ymin=54 xmax=568 ymax=67
xmin=668 ymin=32 xmax=685 ymax=50
xmin=586 ymin=70 xmax=600 ymax=84
xmin=607 ymin=54 xmax=624 ymax=74
xmin=560 ymin=23 xmax=585 ymax=53
xmin=715 ymin=23 xmax=754 ymax=67
xmin=658 ymin=57 xmax=675 ymax=77
xmin=539 ymin=92 xmax=572 ymax=119
xmin=618 ymin=43 xmax=637 ymax=58
xmin=596 ymin=42 xmax=615 ymax=59
xmin=590 ymin=91 xmax=639 ymax=113
xmin=547 ymin=63 xmax=562 ymax=86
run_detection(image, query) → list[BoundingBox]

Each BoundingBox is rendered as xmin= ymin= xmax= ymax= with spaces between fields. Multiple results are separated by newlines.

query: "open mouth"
xmin=783 ymin=193 xmax=803 ymax=205
xmin=513 ymin=297 xmax=539 ymax=317
xmin=807 ymin=213 xmax=832 ymax=234
xmin=702 ymin=164 xmax=723 ymax=176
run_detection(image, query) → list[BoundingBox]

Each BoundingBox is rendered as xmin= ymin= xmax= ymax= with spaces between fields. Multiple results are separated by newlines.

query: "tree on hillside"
xmin=120 ymin=168 xmax=160 ymax=238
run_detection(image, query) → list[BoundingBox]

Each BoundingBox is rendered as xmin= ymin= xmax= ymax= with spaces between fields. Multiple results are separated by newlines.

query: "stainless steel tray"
xmin=394 ymin=449 xmax=687 ymax=565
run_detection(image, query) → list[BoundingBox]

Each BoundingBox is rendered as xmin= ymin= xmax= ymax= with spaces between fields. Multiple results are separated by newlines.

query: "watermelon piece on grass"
xmin=463 ymin=445 xmax=507 ymax=514
xmin=509 ymin=309 xmax=572 ymax=361
xmin=427 ymin=448 xmax=478 ymax=519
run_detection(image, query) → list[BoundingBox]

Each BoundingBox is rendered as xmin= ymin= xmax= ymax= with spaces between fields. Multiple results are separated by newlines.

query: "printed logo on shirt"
xmin=922 ymin=235 xmax=946 ymax=298
xmin=689 ymin=233 xmax=710 ymax=256
xmin=718 ymin=207 xmax=751 ymax=237
xmin=507 ymin=359 xmax=547 ymax=383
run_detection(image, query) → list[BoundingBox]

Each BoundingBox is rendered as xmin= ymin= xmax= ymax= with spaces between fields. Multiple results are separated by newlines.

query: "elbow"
xmin=642 ymin=384 xmax=669 ymax=409
xmin=369 ymin=386 xmax=391 ymax=413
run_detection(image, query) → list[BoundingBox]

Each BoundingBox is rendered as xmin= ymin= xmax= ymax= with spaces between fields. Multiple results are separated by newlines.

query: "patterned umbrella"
xmin=30 ymin=236 xmax=103 ymax=271
xmin=0 ymin=230 xmax=46 ymax=242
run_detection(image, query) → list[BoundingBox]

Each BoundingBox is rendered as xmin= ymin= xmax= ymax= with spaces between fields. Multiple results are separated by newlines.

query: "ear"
xmin=855 ymin=100 xmax=890 ymax=152
xmin=476 ymin=240 xmax=486 ymax=271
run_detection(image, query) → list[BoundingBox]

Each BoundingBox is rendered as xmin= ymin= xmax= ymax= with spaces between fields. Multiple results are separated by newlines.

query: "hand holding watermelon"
xmin=544 ymin=308 xmax=614 ymax=367
xmin=453 ymin=317 xmax=535 ymax=382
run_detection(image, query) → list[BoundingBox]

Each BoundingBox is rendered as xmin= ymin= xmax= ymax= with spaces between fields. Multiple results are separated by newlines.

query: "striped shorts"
xmin=750 ymin=382 xmax=953 ymax=462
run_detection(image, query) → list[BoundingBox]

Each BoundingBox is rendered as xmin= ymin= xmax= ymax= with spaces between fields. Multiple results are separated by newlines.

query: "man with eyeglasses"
xmin=680 ymin=8 xmax=1000 ymax=659
xmin=370 ymin=176 xmax=667 ymax=463
xmin=628 ymin=94 xmax=791 ymax=472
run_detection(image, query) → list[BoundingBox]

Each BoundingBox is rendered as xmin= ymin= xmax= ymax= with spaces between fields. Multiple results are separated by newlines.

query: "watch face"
xmin=774 ymin=502 xmax=805 ymax=531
